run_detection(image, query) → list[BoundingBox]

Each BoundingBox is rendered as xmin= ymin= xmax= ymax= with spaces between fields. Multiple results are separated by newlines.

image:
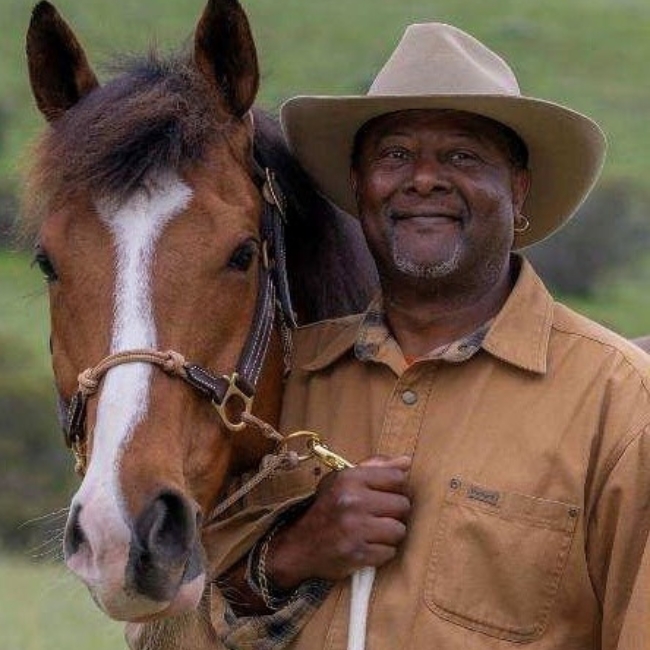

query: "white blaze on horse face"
xmin=67 ymin=171 xmax=192 ymax=607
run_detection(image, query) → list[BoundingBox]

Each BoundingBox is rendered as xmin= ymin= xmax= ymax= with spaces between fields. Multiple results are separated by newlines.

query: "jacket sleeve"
xmin=203 ymin=458 xmax=321 ymax=576
xmin=206 ymin=497 xmax=332 ymax=650
xmin=586 ymin=425 xmax=650 ymax=649
xmin=204 ymin=462 xmax=324 ymax=648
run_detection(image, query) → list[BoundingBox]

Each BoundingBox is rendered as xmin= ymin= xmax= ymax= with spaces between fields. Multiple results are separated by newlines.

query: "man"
xmin=214 ymin=22 xmax=650 ymax=649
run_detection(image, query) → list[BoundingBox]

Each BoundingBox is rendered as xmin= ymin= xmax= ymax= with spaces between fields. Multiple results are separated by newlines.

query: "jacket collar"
xmin=301 ymin=315 xmax=364 ymax=372
xmin=302 ymin=255 xmax=553 ymax=375
xmin=482 ymin=257 xmax=552 ymax=374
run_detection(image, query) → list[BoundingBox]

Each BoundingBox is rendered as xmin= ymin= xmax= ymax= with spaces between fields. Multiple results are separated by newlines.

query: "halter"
xmin=61 ymin=167 xmax=296 ymax=474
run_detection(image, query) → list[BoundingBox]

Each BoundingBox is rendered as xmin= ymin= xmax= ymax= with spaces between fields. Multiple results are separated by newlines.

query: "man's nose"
xmin=409 ymin=156 xmax=452 ymax=195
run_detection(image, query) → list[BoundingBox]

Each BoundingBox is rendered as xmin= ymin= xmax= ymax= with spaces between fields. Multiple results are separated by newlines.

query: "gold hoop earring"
xmin=514 ymin=214 xmax=530 ymax=234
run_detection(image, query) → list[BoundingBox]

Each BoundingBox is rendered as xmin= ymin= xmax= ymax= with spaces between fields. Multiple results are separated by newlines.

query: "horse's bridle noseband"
xmin=61 ymin=167 xmax=295 ymax=474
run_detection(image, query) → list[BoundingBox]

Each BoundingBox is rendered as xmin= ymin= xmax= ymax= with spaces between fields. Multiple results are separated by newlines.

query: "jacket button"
xmin=401 ymin=389 xmax=418 ymax=405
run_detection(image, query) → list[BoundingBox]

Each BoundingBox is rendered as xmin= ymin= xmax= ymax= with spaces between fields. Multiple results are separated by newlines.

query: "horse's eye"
xmin=227 ymin=240 xmax=258 ymax=272
xmin=32 ymin=245 xmax=58 ymax=282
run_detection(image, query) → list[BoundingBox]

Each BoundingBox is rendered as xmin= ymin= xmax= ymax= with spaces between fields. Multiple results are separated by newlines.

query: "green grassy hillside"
xmin=3 ymin=0 xmax=650 ymax=187
xmin=0 ymin=250 xmax=49 ymax=379
xmin=0 ymin=555 xmax=127 ymax=649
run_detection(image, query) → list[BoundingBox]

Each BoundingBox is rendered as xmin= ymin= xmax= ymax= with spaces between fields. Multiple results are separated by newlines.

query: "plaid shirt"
xmin=354 ymin=296 xmax=491 ymax=365
xmin=218 ymin=299 xmax=491 ymax=650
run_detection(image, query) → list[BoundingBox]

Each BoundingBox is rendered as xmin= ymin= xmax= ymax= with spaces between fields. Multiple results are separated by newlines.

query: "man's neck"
xmin=381 ymin=262 xmax=515 ymax=358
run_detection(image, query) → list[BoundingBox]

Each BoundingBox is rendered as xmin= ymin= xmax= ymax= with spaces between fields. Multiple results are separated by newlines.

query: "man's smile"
xmin=391 ymin=211 xmax=463 ymax=229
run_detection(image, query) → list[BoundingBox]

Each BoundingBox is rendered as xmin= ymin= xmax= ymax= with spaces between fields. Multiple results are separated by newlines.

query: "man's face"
xmin=351 ymin=110 xmax=530 ymax=293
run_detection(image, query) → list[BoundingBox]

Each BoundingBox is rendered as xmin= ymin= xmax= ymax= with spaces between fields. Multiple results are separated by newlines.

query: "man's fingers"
xmin=354 ymin=457 xmax=412 ymax=494
xmin=359 ymin=455 xmax=412 ymax=470
xmin=364 ymin=516 xmax=408 ymax=546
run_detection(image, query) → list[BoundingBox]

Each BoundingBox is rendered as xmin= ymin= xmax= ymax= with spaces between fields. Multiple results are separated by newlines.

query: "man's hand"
xmin=267 ymin=455 xmax=412 ymax=589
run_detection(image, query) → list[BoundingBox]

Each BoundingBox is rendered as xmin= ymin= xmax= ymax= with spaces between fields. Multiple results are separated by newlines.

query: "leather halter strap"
xmin=62 ymin=167 xmax=295 ymax=473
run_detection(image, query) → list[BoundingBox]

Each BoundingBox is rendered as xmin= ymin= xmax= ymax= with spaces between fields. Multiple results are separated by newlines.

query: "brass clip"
xmin=308 ymin=439 xmax=354 ymax=471
xmin=281 ymin=430 xmax=354 ymax=471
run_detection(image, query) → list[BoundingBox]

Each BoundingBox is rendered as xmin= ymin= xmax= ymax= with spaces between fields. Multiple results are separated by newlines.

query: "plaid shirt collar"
xmin=354 ymin=294 xmax=492 ymax=366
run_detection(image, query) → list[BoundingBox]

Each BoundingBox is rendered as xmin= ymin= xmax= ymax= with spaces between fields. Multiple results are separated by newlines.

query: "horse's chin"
xmin=92 ymin=572 xmax=206 ymax=622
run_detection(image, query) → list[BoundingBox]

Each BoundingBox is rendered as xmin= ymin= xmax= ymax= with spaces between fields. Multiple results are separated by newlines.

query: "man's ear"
xmin=512 ymin=168 xmax=531 ymax=214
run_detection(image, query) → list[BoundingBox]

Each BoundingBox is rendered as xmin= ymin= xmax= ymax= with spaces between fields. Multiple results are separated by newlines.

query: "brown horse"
xmin=24 ymin=0 xmax=376 ymax=643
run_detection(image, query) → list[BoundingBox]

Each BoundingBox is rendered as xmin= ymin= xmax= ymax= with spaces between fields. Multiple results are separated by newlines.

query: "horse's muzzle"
xmin=64 ymin=489 xmax=206 ymax=621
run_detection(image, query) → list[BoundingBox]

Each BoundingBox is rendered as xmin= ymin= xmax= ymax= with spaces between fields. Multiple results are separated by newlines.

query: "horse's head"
xmin=25 ymin=0 xmax=284 ymax=621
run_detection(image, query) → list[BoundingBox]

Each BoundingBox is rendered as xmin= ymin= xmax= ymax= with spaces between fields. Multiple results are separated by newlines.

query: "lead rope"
xmin=348 ymin=567 xmax=376 ymax=650
xmin=214 ymin=412 xmax=375 ymax=650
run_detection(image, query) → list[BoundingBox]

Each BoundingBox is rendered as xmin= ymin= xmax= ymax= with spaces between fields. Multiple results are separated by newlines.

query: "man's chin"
xmin=393 ymin=247 xmax=462 ymax=280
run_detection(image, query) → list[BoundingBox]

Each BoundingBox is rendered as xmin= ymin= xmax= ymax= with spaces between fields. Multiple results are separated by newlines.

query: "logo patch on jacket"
xmin=467 ymin=484 xmax=501 ymax=507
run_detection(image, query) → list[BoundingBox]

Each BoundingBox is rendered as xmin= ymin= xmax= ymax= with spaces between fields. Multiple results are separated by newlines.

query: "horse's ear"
xmin=26 ymin=1 xmax=99 ymax=122
xmin=194 ymin=0 xmax=259 ymax=118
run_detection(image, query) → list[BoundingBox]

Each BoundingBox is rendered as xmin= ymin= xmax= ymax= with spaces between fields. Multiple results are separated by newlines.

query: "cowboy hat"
xmin=280 ymin=22 xmax=607 ymax=248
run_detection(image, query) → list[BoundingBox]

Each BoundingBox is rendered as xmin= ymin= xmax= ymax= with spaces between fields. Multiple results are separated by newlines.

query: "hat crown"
xmin=369 ymin=23 xmax=521 ymax=97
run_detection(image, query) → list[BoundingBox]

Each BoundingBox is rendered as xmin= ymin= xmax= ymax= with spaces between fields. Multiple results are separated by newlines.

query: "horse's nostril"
xmin=128 ymin=491 xmax=200 ymax=602
xmin=135 ymin=491 xmax=196 ymax=563
xmin=63 ymin=503 xmax=86 ymax=558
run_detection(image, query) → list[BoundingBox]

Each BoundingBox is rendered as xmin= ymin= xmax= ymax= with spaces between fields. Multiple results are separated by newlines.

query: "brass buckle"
xmin=212 ymin=373 xmax=253 ymax=432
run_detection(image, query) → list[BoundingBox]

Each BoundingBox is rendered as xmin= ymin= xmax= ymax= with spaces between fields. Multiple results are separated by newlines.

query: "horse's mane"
xmin=23 ymin=54 xmax=224 ymax=222
xmin=252 ymin=109 xmax=377 ymax=322
xmin=23 ymin=51 xmax=377 ymax=322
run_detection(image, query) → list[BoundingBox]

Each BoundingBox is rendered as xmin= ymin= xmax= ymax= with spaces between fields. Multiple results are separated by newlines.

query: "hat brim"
xmin=281 ymin=94 xmax=606 ymax=249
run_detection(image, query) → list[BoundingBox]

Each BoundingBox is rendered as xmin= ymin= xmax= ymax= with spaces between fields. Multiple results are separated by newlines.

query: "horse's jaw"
xmin=125 ymin=593 xmax=220 ymax=650
xmin=86 ymin=572 xmax=206 ymax=623
xmin=113 ymin=573 xmax=206 ymax=623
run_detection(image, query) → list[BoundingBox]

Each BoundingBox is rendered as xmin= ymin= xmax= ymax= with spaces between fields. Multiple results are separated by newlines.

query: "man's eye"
xmin=32 ymin=246 xmax=58 ymax=282
xmin=381 ymin=147 xmax=411 ymax=160
xmin=449 ymin=151 xmax=480 ymax=165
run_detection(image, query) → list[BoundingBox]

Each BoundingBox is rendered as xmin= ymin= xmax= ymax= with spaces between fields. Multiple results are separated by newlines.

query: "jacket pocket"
xmin=424 ymin=478 xmax=579 ymax=643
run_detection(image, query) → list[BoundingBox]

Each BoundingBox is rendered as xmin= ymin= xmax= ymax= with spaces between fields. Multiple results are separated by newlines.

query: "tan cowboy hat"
xmin=280 ymin=22 xmax=607 ymax=248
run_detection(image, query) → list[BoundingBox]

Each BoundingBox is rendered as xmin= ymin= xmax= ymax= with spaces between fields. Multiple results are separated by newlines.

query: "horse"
xmin=24 ymin=0 xmax=377 ymax=646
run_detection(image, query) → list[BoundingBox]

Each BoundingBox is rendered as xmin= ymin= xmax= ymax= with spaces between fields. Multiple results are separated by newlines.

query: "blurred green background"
xmin=1 ymin=0 xmax=649 ymax=647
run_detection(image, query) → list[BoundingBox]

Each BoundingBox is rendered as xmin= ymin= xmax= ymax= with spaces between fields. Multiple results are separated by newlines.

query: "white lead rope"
xmin=348 ymin=566 xmax=376 ymax=650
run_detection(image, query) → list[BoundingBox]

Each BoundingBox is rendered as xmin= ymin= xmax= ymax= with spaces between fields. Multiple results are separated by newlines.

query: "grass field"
xmin=0 ymin=554 xmax=127 ymax=650
xmin=3 ymin=0 xmax=650 ymax=185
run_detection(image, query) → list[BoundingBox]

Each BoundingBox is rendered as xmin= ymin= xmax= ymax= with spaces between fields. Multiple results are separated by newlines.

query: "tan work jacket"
xmin=213 ymin=259 xmax=650 ymax=649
